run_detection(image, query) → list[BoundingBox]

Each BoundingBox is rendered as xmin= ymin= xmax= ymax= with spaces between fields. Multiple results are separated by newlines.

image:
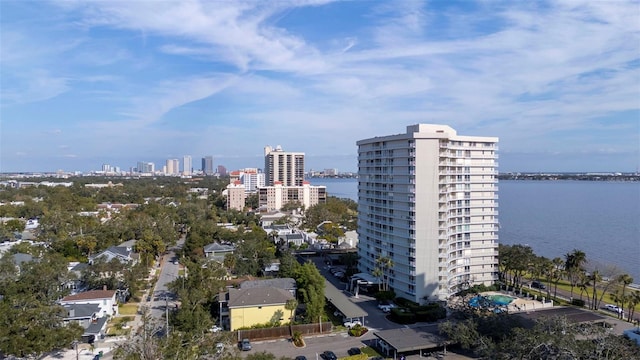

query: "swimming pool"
xmin=469 ymin=294 xmax=515 ymax=307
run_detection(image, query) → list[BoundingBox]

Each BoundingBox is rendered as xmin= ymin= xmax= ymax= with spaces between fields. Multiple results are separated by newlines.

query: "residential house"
xmin=204 ymin=242 xmax=236 ymax=263
xmin=89 ymin=240 xmax=137 ymax=265
xmin=259 ymin=212 xmax=288 ymax=227
xmin=263 ymin=224 xmax=293 ymax=239
xmin=220 ymin=286 xmax=295 ymax=331
xmin=239 ymin=278 xmax=297 ymax=298
xmin=63 ymin=303 xmax=108 ymax=343
xmin=278 ymin=233 xmax=304 ymax=247
xmin=60 ymin=288 xmax=118 ymax=317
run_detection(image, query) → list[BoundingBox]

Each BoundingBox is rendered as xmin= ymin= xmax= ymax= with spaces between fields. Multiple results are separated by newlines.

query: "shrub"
xmin=348 ymin=324 xmax=368 ymax=337
xmin=374 ymin=290 xmax=396 ymax=301
xmin=390 ymin=308 xmax=416 ymax=324
xmin=292 ymin=331 xmax=304 ymax=347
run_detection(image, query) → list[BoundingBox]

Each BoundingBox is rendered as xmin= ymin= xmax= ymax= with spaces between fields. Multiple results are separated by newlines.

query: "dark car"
xmin=322 ymin=351 xmax=337 ymax=360
xmin=295 ymin=356 xmax=307 ymax=360
xmin=531 ymin=281 xmax=546 ymax=289
xmin=240 ymin=338 xmax=252 ymax=351
xmin=348 ymin=347 xmax=362 ymax=356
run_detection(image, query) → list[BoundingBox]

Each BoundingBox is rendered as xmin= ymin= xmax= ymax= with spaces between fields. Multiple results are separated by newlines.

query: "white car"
xmin=603 ymin=304 xmax=622 ymax=314
xmin=210 ymin=325 xmax=222 ymax=333
xmin=377 ymin=302 xmax=396 ymax=310
xmin=343 ymin=320 xmax=362 ymax=328
xmin=379 ymin=305 xmax=393 ymax=313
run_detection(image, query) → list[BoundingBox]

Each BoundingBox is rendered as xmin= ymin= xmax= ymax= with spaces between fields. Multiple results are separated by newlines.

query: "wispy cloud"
xmin=1 ymin=0 xmax=638 ymax=172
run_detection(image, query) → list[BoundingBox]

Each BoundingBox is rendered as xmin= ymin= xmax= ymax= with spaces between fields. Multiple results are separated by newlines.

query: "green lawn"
xmin=522 ymin=277 xmax=640 ymax=312
xmin=360 ymin=346 xmax=384 ymax=358
xmin=118 ymin=303 xmax=139 ymax=315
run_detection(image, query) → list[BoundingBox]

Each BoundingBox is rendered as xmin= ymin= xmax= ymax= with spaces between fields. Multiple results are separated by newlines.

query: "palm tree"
xmin=551 ymin=257 xmax=564 ymax=299
xmin=376 ymin=256 xmax=394 ymax=292
xmin=565 ymin=249 xmax=587 ymax=301
xmin=627 ymin=290 xmax=640 ymax=322
xmin=372 ymin=267 xmax=383 ymax=291
xmin=617 ymin=274 xmax=633 ymax=320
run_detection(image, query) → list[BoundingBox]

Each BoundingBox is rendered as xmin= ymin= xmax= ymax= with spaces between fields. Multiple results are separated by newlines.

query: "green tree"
xmin=617 ymin=273 xmax=633 ymax=320
xmin=294 ymin=262 xmax=325 ymax=323
xmin=565 ymin=249 xmax=587 ymax=301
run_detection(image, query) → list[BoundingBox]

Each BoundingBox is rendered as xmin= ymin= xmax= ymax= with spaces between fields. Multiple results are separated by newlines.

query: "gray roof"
xmin=71 ymin=262 xmax=89 ymax=272
xmin=284 ymin=233 xmax=303 ymax=240
xmin=64 ymin=304 xmax=100 ymax=319
xmin=84 ymin=316 xmax=108 ymax=335
xmin=12 ymin=253 xmax=34 ymax=267
xmin=324 ymin=280 xmax=367 ymax=319
xmin=374 ymin=326 xmax=446 ymax=352
xmin=228 ymin=287 xmax=293 ymax=308
xmin=204 ymin=242 xmax=235 ymax=253
xmin=240 ymin=278 xmax=296 ymax=291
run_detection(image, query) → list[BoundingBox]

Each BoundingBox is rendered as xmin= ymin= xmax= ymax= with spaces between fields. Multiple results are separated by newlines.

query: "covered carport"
xmin=373 ymin=327 xmax=446 ymax=359
xmin=347 ymin=273 xmax=379 ymax=297
xmin=324 ymin=280 xmax=367 ymax=324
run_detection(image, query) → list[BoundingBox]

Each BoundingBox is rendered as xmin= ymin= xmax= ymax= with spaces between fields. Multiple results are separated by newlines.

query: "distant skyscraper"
xmin=264 ymin=145 xmax=305 ymax=186
xmin=202 ymin=156 xmax=214 ymax=175
xmin=356 ymin=124 xmax=499 ymax=303
xmin=217 ymin=165 xmax=227 ymax=176
xmin=166 ymin=159 xmax=179 ymax=175
xmin=102 ymin=164 xmax=111 ymax=172
xmin=183 ymin=155 xmax=192 ymax=175
xmin=136 ymin=161 xmax=155 ymax=174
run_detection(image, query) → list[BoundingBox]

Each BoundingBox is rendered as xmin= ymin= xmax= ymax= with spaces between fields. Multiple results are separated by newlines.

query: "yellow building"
xmin=227 ymin=287 xmax=294 ymax=331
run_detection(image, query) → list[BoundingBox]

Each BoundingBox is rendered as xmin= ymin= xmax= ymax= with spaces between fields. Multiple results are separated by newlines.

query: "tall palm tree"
xmin=565 ymin=249 xmax=587 ymax=301
xmin=551 ymin=257 xmax=564 ymax=299
xmin=376 ymin=256 xmax=394 ymax=292
xmin=372 ymin=267 xmax=383 ymax=291
xmin=627 ymin=290 xmax=640 ymax=322
xmin=617 ymin=273 xmax=633 ymax=320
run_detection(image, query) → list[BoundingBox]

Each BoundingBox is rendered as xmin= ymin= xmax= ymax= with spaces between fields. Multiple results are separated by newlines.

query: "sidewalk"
xmin=41 ymin=344 xmax=114 ymax=360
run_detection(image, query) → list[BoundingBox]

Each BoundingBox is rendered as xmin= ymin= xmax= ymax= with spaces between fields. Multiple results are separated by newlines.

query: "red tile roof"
xmin=61 ymin=290 xmax=116 ymax=302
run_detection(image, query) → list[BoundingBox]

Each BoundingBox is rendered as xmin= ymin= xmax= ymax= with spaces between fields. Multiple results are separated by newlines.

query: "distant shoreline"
xmin=307 ymin=173 xmax=640 ymax=182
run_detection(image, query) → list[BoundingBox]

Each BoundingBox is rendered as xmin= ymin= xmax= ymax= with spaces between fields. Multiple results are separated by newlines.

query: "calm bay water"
xmin=310 ymin=178 xmax=640 ymax=281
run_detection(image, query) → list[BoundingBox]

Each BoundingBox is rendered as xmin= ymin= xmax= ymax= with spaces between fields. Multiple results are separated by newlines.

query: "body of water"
xmin=310 ymin=178 xmax=640 ymax=281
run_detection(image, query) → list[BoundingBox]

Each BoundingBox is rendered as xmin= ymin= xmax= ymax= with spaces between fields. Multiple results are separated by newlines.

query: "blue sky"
xmin=1 ymin=0 xmax=638 ymax=173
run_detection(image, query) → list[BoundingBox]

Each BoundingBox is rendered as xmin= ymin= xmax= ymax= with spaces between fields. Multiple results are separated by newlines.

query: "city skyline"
xmin=1 ymin=1 xmax=639 ymax=173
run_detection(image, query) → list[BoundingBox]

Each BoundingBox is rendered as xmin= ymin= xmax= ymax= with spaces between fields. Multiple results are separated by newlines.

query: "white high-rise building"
xmin=183 ymin=155 xmax=192 ymax=175
xmin=241 ymin=171 xmax=265 ymax=193
xmin=264 ymin=145 xmax=305 ymax=186
xmin=357 ymin=124 xmax=499 ymax=303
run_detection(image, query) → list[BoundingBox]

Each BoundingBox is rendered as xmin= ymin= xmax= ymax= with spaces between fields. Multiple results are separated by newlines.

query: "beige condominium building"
xmin=357 ymin=124 xmax=499 ymax=303
xmin=258 ymin=181 xmax=327 ymax=211
xmin=264 ymin=145 xmax=305 ymax=186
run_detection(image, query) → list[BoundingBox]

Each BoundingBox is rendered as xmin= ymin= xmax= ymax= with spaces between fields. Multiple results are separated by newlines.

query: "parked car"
xmin=604 ymin=304 xmax=623 ymax=314
xmin=240 ymin=338 xmax=252 ymax=351
xmin=343 ymin=320 xmax=362 ymax=328
xmin=348 ymin=347 xmax=362 ymax=356
xmin=321 ymin=351 xmax=337 ymax=360
xmin=378 ymin=302 xmax=396 ymax=311
xmin=209 ymin=325 xmax=222 ymax=333
xmin=531 ymin=281 xmax=546 ymax=289
xmin=295 ymin=356 xmax=307 ymax=360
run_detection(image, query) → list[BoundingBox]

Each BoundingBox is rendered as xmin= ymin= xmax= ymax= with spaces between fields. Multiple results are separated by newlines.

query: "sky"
xmin=1 ymin=0 xmax=639 ymax=174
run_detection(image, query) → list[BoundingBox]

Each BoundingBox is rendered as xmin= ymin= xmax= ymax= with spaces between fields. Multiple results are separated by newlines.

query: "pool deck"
xmin=481 ymin=291 xmax=554 ymax=313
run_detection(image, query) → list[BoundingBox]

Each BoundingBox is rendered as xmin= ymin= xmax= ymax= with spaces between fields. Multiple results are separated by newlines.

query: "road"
xmin=147 ymin=236 xmax=185 ymax=325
